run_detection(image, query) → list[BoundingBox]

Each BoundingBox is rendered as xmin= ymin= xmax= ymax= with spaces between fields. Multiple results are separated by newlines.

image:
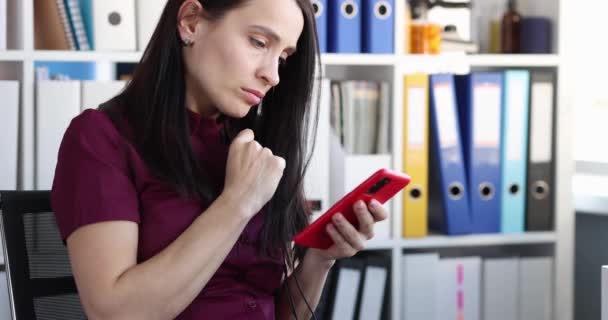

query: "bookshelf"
xmin=0 ymin=0 xmax=574 ymax=319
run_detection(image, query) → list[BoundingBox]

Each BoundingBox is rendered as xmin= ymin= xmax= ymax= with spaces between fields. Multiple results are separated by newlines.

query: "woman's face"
xmin=179 ymin=0 xmax=304 ymax=119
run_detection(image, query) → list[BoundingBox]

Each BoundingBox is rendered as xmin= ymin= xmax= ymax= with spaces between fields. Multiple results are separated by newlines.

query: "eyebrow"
xmin=250 ymin=25 xmax=297 ymax=55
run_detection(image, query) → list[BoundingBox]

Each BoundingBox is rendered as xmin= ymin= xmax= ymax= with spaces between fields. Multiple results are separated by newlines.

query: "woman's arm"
xmin=68 ymin=193 xmax=250 ymax=320
xmin=275 ymin=199 xmax=389 ymax=319
xmin=275 ymin=251 xmax=335 ymax=319
xmin=68 ymin=129 xmax=286 ymax=320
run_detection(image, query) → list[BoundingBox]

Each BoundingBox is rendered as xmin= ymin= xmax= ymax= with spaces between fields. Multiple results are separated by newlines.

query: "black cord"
xmin=292 ymin=266 xmax=319 ymax=320
xmin=284 ymin=264 xmax=299 ymax=320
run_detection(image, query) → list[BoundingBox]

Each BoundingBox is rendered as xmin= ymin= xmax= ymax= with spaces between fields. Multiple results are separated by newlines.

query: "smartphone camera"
xmin=367 ymin=177 xmax=391 ymax=194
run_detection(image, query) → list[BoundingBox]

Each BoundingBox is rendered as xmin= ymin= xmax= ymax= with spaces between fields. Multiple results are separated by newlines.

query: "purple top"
xmin=51 ymin=109 xmax=284 ymax=319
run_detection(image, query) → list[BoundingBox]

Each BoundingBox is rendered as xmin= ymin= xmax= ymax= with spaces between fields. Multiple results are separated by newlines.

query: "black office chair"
xmin=0 ymin=191 xmax=86 ymax=319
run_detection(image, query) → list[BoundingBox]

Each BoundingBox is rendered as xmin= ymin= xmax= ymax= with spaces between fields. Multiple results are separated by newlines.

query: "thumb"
xmin=233 ymin=129 xmax=255 ymax=144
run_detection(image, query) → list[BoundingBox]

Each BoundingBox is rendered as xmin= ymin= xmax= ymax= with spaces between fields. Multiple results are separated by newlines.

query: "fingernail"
xmin=333 ymin=214 xmax=342 ymax=223
xmin=371 ymin=200 xmax=380 ymax=208
xmin=356 ymin=201 xmax=365 ymax=210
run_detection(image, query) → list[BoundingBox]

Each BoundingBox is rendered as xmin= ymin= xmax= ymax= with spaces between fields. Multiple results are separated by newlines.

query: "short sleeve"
xmin=51 ymin=109 xmax=140 ymax=241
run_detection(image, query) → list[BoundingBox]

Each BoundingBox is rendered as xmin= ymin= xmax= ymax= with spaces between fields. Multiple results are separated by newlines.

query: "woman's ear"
xmin=177 ymin=0 xmax=204 ymax=44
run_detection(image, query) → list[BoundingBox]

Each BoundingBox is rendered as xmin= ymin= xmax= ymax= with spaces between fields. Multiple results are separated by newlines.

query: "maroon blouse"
xmin=51 ymin=108 xmax=284 ymax=319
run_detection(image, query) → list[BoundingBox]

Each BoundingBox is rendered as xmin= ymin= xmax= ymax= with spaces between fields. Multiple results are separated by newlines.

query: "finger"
xmin=353 ymin=200 xmax=374 ymax=240
xmin=331 ymin=214 xmax=366 ymax=251
xmin=234 ymin=129 xmax=254 ymax=143
xmin=273 ymin=155 xmax=286 ymax=170
xmin=368 ymin=199 xmax=388 ymax=222
xmin=326 ymin=223 xmax=356 ymax=257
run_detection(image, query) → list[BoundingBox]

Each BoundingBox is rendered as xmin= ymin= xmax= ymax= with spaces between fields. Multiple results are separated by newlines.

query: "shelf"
xmin=0 ymin=50 xmax=26 ymax=61
xmin=466 ymin=54 xmax=560 ymax=67
xmin=31 ymin=50 xmax=142 ymax=62
xmin=321 ymin=53 xmax=396 ymax=66
xmin=400 ymin=232 xmax=557 ymax=249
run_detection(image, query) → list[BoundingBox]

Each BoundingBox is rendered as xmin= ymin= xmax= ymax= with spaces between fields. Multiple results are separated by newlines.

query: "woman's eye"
xmin=250 ymin=37 xmax=266 ymax=49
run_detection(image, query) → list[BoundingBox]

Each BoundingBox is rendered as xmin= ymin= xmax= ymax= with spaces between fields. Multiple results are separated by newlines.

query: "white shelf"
xmin=466 ymin=54 xmax=561 ymax=67
xmin=401 ymin=232 xmax=557 ymax=249
xmin=0 ymin=50 xmax=26 ymax=61
xmin=320 ymin=53 xmax=396 ymax=66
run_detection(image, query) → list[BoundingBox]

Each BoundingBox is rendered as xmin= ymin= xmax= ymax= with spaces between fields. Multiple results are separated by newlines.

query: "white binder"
xmin=519 ymin=257 xmax=553 ymax=320
xmin=91 ymin=0 xmax=136 ymax=51
xmin=304 ymin=79 xmax=331 ymax=221
xmin=0 ymin=0 xmax=6 ymax=50
xmin=81 ymin=80 xmax=126 ymax=111
xmin=36 ymin=81 xmax=81 ymax=190
xmin=483 ymin=257 xmax=519 ymax=320
xmin=135 ymin=0 xmax=166 ymax=50
xmin=402 ymin=253 xmax=439 ymax=320
xmin=436 ymin=257 xmax=481 ymax=320
xmin=0 ymin=81 xmax=19 ymax=190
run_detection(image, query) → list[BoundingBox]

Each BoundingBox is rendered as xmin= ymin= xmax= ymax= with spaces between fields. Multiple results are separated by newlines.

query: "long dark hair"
xmin=101 ymin=0 xmax=321 ymax=265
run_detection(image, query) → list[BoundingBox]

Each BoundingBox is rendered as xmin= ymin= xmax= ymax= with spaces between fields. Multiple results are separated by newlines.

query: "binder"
xmin=312 ymin=0 xmax=328 ymax=53
xmin=304 ymin=79 xmax=331 ymax=221
xmin=519 ymin=257 xmax=553 ymax=320
xmin=64 ymin=0 xmax=90 ymax=50
xmin=355 ymin=256 xmax=390 ymax=320
xmin=456 ymin=72 xmax=503 ymax=234
xmin=135 ymin=0 xmax=165 ymax=51
xmin=34 ymin=0 xmax=74 ymax=50
xmin=402 ymin=74 xmax=429 ymax=238
xmin=428 ymin=74 xmax=472 ymax=235
xmin=0 ymin=81 xmax=19 ymax=190
xmin=80 ymin=0 xmax=136 ymax=51
xmin=526 ymin=71 xmax=556 ymax=231
xmin=500 ymin=70 xmax=531 ymax=233
xmin=402 ymin=253 xmax=439 ymax=320
xmin=328 ymin=0 xmax=362 ymax=53
xmin=326 ymin=258 xmax=364 ymax=320
xmin=0 ymin=0 xmax=6 ymax=50
xmin=362 ymin=0 xmax=394 ymax=53
xmin=36 ymin=80 xmax=81 ymax=190
xmin=483 ymin=258 xmax=519 ymax=320
xmin=436 ymin=257 xmax=481 ymax=320
xmin=0 ymin=272 xmax=9 ymax=319
xmin=81 ymin=80 xmax=126 ymax=111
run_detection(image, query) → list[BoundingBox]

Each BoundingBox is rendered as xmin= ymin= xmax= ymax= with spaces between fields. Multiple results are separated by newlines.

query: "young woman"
xmin=51 ymin=0 xmax=388 ymax=319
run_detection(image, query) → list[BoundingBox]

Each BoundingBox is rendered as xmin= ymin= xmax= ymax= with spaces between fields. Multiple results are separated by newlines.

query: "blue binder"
xmin=313 ymin=0 xmax=328 ymax=53
xmin=362 ymin=0 xmax=394 ymax=53
xmin=428 ymin=74 xmax=472 ymax=235
xmin=500 ymin=70 xmax=530 ymax=233
xmin=329 ymin=0 xmax=362 ymax=53
xmin=456 ymin=72 xmax=503 ymax=234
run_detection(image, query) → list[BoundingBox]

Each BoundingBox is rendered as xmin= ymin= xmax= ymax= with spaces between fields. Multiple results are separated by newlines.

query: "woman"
xmin=51 ymin=0 xmax=388 ymax=319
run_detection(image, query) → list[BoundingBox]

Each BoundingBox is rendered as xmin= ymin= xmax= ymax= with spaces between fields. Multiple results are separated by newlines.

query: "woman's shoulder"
xmin=63 ymin=108 xmax=127 ymax=152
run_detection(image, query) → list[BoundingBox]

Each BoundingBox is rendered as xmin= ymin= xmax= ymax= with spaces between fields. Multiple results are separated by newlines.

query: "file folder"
xmin=355 ymin=256 xmax=390 ymax=320
xmin=402 ymin=253 xmax=438 ymax=320
xmin=436 ymin=257 xmax=482 ymax=320
xmin=135 ymin=0 xmax=165 ymax=51
xmin=362 ymin=0 xmax=394 ymax=53
xmin=36 ymin=81 xmax=81 ymax=190
xmin=64 ymin=0 xmax=91 ymax=50
xmin=526 ymin=71 xmax=555 ymax=231
xmin=456 ymin=72 xmax=503 ymax=234
xmin=312 ymin=0 xmax=328 ymax=53
xmin=328 ymin=0 xmax=362 ymax=53
xmin=0 ymin=81 xmax=19 ymax=190
xmin=428 ymin=74 xmax=472 ymax=235
xmin=304 ymin=79 xmax=331 ymax=221
xmin=326 ymin=258 xmax=364 ymax=320
xmin=402 ymin=74 xmax=429 ymax=238
xmin=483 ymin=258 xmax=518 ymax=320
xmin=81 ymin=80 xmax=126 ymax=111
xmin=501 ymin=70 xmax=530 ymax=233
xmin=519 ymin=257 xmax=553 ymax=320
xmin=80 ymin=0 xmax=136 ymax=51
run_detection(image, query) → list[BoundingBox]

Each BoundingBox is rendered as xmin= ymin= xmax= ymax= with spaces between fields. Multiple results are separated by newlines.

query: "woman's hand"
xmin=222 ymin=129 xmax=285 ymax=218
xmin=307 ymin=199 xmax=388 ymax=263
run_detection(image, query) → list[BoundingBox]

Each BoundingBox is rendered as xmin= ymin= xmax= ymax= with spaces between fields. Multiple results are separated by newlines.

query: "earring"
xmin=182 ymin=38 xmax=194 ymax=47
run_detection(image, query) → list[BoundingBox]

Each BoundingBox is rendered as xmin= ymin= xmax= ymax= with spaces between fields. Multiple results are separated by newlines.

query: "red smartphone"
xmin=294 ymin=168 xmax=411 ymax=249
